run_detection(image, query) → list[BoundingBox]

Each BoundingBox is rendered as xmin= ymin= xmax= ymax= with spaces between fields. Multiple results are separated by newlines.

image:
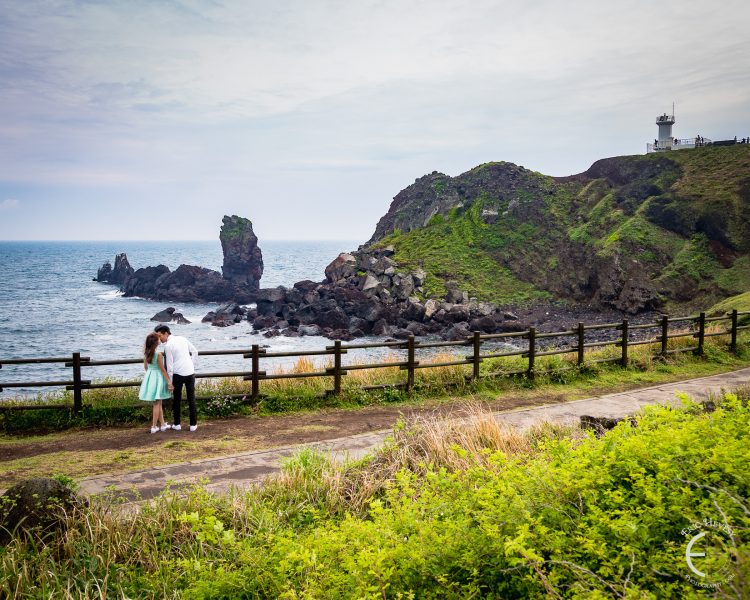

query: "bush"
xmin=3 ymin=393 xmax=749 ymax=598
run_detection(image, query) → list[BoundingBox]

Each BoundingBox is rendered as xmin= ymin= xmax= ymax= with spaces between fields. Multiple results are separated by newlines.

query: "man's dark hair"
xmin=154 ymin=324 xmax=171 ymax=334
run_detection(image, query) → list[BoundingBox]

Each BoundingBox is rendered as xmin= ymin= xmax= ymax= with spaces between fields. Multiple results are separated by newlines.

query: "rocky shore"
xmin=145 ymin=244 xmax=657 ymax=344
xmin=96 ymin=214 xmax=657 ymax=343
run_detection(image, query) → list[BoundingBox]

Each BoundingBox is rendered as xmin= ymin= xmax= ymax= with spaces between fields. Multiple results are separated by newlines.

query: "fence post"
xmin=251 ymin=344 xmax=260 ymax=402
xmin=660 ymin=315 xmax=669 ymax=356
xmin=696 ymin=312 xmax=706 ymax=356
xmin=577 ymin=322 xmax=585 ymax=366
xmin=472 ymin=331 xmax=481 ymax=380
xmin=333 ymin=340 xmax=342 ymax=395
xmin=620 ymin=319 xmax=629 ymax=367
xmin=527 ymin=327 xmax=536 ymax=379
xmin=406 ymin=335 xmax=416 ymax=394
xmin=730 ymin=309 xmax=738 ymax=353
xmin=72 ymin=352 xmax=83 ymax=413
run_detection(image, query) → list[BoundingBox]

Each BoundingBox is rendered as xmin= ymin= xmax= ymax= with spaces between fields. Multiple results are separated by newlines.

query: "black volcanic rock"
xmin=95 ymin=262 xmax=111 ymax=282
xmin=221 ymin=215 xmax=263 ymax=290
xmin=202 ymin=303 xmax=246 ymax=327
xmin=159 ymin=265 xmax=237 ymax=302
xmin=122 ymin=265 xmax=171 ymax=298
xmin=151 ymin=307 xmax=191 ymax=324
xmin=96 ymin=215 xmax=263 ymax=304
xmin=0 ymin=478 xmax=86 ymax=546
xmin=96 ymin=252 xmax=134 ymax=285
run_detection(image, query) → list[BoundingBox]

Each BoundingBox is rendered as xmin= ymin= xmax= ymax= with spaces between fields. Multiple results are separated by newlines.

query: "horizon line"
xmin=0 ymin=238 xmax=362 ymax=243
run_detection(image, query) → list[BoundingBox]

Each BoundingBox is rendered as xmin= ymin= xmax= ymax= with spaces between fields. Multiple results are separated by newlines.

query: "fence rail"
xmin=1 ymin=309 xmax=748 ymax=413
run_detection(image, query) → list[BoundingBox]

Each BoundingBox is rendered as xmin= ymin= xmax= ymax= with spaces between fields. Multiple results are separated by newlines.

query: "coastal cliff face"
xmin=368 ymin=145 xmax=750 ymax=313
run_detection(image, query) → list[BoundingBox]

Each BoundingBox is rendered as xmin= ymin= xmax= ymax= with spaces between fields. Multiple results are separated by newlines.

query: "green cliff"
xmin=369 ymin=145 xmax=750 ymax=312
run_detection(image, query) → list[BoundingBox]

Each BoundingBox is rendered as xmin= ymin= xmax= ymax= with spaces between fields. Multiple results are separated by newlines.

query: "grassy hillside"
xmin=373 ymin=145 xmax=750 ymax=312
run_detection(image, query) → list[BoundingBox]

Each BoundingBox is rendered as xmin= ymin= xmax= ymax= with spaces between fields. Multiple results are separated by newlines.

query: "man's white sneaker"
xmin=172 ymin=424 xmax=182 ymax=431
xmin=160 ymin=424 xmax=171 ymax=431
xmin=150 ymin=426 xmax=159 ymax=434
xmin=189 ymin=425 xmax=197 ymax=432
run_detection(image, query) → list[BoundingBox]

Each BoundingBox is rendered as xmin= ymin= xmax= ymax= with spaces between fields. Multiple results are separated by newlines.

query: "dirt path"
xmin=76 ymin=366 xmax=750 ymax=501
xmin=0 ymin=390 xmax=566 ymax=462
xmin=1 ymin=364 xmax=748 ymax=490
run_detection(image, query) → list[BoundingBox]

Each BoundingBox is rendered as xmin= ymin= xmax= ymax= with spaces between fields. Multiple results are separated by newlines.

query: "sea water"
xmin=0 ymin=240 xmax=364 ymax=396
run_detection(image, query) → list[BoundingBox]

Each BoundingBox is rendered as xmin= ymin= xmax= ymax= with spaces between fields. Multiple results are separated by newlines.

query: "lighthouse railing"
xmin=647 ymin=137 xmax=711 ymax=153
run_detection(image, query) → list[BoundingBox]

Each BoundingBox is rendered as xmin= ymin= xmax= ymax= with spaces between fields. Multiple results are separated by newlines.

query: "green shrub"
xmin=4 ymin=392 xmax=748 ymax=598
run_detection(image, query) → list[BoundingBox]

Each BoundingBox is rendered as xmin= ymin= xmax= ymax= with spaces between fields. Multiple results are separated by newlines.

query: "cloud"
xmin=0 ymin=199 xmax=19 ymax=211
xmin=0 ymin=0 xmax=749 ymax=239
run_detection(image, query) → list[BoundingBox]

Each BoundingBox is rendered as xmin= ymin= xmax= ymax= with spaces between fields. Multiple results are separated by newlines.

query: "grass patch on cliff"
xmin=708 ymin=290 xmax=750 ymax=315
xmin=2 ymin=389 xmax=749 ymax=598
xmin=379 ymin=199 xmax=550 ymax=304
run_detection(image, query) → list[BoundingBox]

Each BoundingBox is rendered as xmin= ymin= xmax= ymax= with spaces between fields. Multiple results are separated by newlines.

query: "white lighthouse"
xmin=647 ymin=110 xmax=708 ymax=153
xmin=655 ymin=113 xmax=675 ymax=148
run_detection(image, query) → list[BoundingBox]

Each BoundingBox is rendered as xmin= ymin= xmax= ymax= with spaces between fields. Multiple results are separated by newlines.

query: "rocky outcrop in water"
xmin=95 ymin=253 xmax=134 ymax=285
xmin=221 ymin=215 xmax=263 ymax=290
xmin=150 ymin=307 xmax=191 ymax=324
xmin=202 ymin=303 xmax=250 ymax=327
xmin=95 ymin=216 xmax=263 ymax=304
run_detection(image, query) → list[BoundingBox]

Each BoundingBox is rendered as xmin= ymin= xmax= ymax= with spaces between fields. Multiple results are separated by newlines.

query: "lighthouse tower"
xmin=647 ymin=109 xmax=710 ymax=153
xmin=655 ymin=112 xmax=675 ymax=149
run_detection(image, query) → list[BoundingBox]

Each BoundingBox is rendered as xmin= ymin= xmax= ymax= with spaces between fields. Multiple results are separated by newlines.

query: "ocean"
xmin=0 ymin=240 xmax=362 ymax=396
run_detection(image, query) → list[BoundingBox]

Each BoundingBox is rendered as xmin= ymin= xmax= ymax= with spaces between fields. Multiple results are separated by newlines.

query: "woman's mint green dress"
xmin=139 ymin=352 xmax=171 ymax=401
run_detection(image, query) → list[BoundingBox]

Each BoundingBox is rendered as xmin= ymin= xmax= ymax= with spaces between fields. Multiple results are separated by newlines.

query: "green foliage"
xmin=382 ymin=198 xmax=550 ymax=304
xmin=220 ymin=216 xmax=253 ymax=241
xmin=4 ymin=392 xmax=749 ymax=598
xmin=50 ymin=473 xmax=79 ymax=491
xmin=709 ymin=290 xmax=750 ymax=315
xmin=427 ymin=213 xmax=444 ymax=226
xmin=660 ymin=234 xmax=721 ymax=283
xmin=714 ymin=256 xmax=750 ymax=295
xmin=200 ymin=395 xmax=248 ymax=418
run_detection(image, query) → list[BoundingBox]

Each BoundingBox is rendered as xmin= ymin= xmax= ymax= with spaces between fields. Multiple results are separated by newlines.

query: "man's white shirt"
xmin=163 ymin=335 xmax=198 ymax=378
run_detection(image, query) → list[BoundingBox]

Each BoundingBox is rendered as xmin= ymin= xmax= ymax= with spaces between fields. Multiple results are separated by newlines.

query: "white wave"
xmin=96 ymin=289 xmax=124 ymax=300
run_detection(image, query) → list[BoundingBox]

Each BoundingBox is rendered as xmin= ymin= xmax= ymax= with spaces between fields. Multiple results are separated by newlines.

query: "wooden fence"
xmin=1 ymin=309 xmax=748 ymax=413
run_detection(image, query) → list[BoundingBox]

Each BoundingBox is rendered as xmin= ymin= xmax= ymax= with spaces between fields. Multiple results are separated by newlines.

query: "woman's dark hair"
xmin=144 ymin=332 xmax=161 ymax=364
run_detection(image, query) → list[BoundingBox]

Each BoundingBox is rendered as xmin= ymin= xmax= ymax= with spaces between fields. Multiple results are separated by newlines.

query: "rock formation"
xmin=95 ymin=252 xmax=134 ymax=285
xmin=150 ymin=307 xmax=191 ymax=324
xmin=239 ymin=245 xmax=525 ymax=341
xmin=202 ymin=303 xmax=249 ymax=327
xmin=0 ymin=478 xmax=86 ymax=545
xmin=220 ymin=215 xmax=263 ymax=289
xmin=364 ymin=148 xmax=750 ymax=314
xmin=95 ymin=216 xmax=264 ymax=304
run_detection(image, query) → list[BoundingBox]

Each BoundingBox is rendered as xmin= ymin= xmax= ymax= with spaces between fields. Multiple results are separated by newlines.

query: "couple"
xmin=138 ymin=325 xmax=199 ymax=434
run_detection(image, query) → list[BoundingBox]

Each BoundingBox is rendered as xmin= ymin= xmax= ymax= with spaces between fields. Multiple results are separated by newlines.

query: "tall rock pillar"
xmin=220 ymin=215 xmax=263 ymax=290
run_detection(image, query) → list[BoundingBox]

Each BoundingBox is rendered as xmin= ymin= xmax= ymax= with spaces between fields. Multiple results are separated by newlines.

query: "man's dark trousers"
xmin=172 ymin=373 xmax=197 ymax=427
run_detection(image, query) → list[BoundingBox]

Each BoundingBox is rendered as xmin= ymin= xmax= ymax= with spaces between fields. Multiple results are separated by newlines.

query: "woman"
xmin=139 ymin=332 xmax=171 ymax=433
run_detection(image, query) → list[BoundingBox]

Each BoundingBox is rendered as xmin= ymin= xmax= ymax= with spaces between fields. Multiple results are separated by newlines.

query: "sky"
xmin=0 ymin=0 xmax=748 ymax=242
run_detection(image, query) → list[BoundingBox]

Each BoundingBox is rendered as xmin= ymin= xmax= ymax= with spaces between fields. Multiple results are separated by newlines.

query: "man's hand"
xmin=168 ymin=383 xmax=174 ymax=391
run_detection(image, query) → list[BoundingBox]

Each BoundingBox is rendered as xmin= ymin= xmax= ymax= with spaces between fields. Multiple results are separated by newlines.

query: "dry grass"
xmin=261 ymin=402 xmax=577 ymax=517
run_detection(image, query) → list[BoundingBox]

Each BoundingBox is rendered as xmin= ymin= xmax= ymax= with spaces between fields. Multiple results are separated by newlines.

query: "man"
xmin=154 ymin=324 xmax=199 ymax=431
